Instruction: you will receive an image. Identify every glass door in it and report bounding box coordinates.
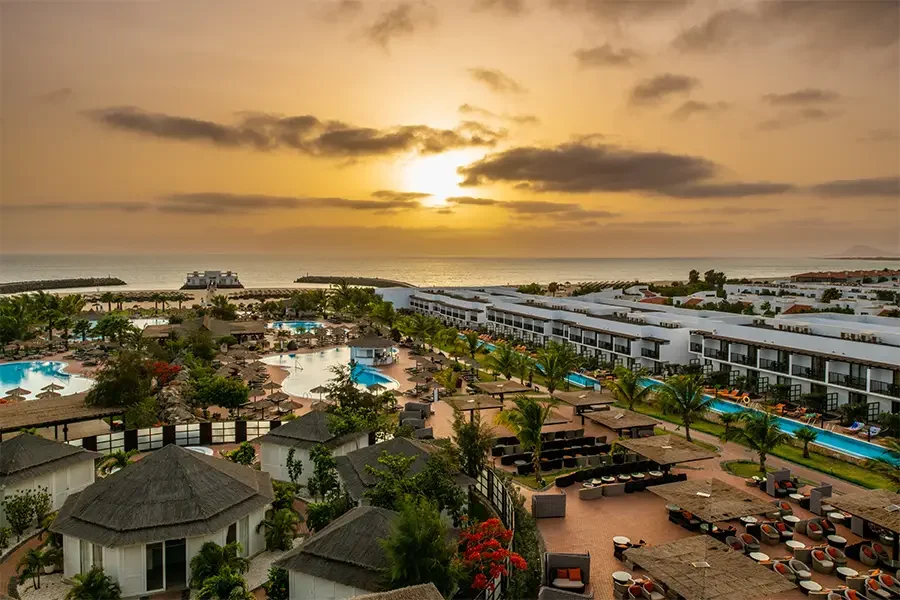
[238,517,249,557]
[164,539,187,590]
[146,542,164,592]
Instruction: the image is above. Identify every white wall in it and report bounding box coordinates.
[0,459,95,527]
[289,570,367,600]
[261,433,369,485]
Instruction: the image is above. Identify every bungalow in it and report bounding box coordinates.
[334,437,474,506]
[0,434,100,528]
[258,411,370,485]
[143,315,266,343]
[348,335,396,366]
[274,506,396,599]
[51,444,272,598]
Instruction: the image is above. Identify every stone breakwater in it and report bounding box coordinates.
[295,275,413,288]
[0,277,126,294]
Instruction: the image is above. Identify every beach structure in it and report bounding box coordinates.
[0,433,100,527]
[258,411,370,484]
[51,444,272,597]
[348,335,396,366]
[181,270,244,290]
[274,506,397,599]
[143,314,265,343]
[379,286,900,413]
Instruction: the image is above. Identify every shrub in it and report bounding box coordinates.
[225,442,256,466]
[2,490,36,541]
[32,487,53,526]
[263,567,289,600]
[0,527,11,552]
[286,340,299,351]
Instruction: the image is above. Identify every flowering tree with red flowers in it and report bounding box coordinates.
[458,517,527,592]
[147,360,181,387]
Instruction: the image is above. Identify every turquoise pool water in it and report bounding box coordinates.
[566,372,599,388]
[640,378,897,463]
[0,361,94,400]
[268,321,322,332]
[261,346,399,397]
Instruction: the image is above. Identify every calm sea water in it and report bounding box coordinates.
[1,254,897,290]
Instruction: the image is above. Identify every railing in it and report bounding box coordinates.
[731,353,753,366]
[552,329,564,336]
[614,345,630,355]
[870,380,900,398]
[829,372,867,390]
[704,348,727,360]
[641,348,660,359]
[792,365,825,381]
[472,469,516,600]
[66,420,278,454]
[690,342,702,353]
[597,341,613,350]
[569,336,583,344]
[759,358,788,374]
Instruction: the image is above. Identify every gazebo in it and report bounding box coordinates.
[550,389,615,425]
[617,435,717,472]
[444,394,504,422]
[348,336,396,366]
[624,535,796,600]
[648,478,776,523]
[585,409,658,438]
[473,380,531,399]
[829,489,900,562]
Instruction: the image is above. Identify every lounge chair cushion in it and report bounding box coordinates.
[555,569,569,580]
[569,568,581,582]
[552,579,585,591]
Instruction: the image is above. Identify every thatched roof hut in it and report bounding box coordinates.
[0,433,100,487]
[617,435,717,467]
[648,478,775,523]
[351,584,444,600]
[256,411,363,450]
[829,489,900,534]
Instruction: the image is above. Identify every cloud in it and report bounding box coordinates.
[858,129,900,143]
[472,0,525,15]
[757,108,842,131]
[659,182,796,199]
[552,0,691,21]
[159,193,429,215]
[467,68,527,94]
[444,196,618,219]
[445,196,498,206]
[671,100,729,120]
[86,107,506,157]
[2,201,150,212]
[630,74,699,105]
[371,190,433,202]
[36,87,74,105]
[574,44,642,68]
[458,104,539,125]
[808,177,900,198]
[762,89,840,106]
[673,1,899,54]
[366,2,435,48]
[317,0,364,21]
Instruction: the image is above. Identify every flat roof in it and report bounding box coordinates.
[0,394,123,435]
[617,435,717,467]
[585,409,658,430]
[443,395,504,411]
[473,381,532,395]
[828,489,900,534]
[648,478,776,522]
[549,390,615,407]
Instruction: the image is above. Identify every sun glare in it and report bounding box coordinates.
[401,150,480,207]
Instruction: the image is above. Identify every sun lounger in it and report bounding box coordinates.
[811,549,835,573]
[844,422,864,433]
[858,426,881,438]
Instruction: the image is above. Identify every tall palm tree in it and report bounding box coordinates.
[399,314,440,349]
[726,410,790,472]
[189,542,249,588]
[0,295,35,343]
[329,280,354,316]
[866,439,900,492]
[256,508,302,551]
[114,294,125,311]
[197,567,254,600]
[495,395,560,485]
[516,354,537,386]
[656,375,712,442]
[369,300,397,332]
[99,292,115,313]
[462,330,480,359]
[308,289,330,319]
[34,291,61,341]
[604,366,652,410]
[536,341,581,394]
[72,319,92,342]
[794,426,819,459]
[718,411,742,442]
[149,293,161,313]
[433,327,460,354]
[485,342,518,380]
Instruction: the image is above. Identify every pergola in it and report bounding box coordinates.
[585,409,658,438]
[617,435,717,472]
[649,478,776,523]
[550,389,615,425]
[624,535,796,600]
[444,395,504,422]
[0,393,124,441]
[829,489,900,561]
[473,380,531,399]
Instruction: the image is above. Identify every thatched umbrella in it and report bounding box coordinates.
[41,383,65,392]
[368,383,387,393]
[5,387,31,397]
[35,390,62,400]
[249,387,265,401]
[309,384,329,399]
[263,381,281,393]
[1,394,24,403]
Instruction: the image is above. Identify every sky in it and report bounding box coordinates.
[1,0,899,258]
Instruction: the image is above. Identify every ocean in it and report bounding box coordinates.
[1,254,897,291]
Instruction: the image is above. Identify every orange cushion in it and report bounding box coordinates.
[629,584,642,596]
[643,581,654,592]
[556,568,569,580]
[884,575,896,586]
[813,550,825,560]
[569,568,582,582]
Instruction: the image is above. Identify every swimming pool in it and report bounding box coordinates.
[0,361,94,400]
[566,372,600,388]
[640,378,898,463]
[129,318,170,329]
[261,347,399,397]
[268,321,323,333]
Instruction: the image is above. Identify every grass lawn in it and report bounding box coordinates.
[654,427,719,453]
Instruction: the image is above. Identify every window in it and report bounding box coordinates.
[79,540,91,574]
[92,544,103,569]
[226,522,237,546]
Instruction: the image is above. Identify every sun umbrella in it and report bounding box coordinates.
[368,383,387,393]
[6,387,31,396]
[41,383,65,392]
[407,373,432,384]
[1,394,24,403]
[263,381,281,392]
[35,390,61,400]
[268,391,290,405]
[249,387,265,400]
[309,385,329,396]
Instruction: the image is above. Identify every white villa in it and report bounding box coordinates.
[258,411,370,485]
[51,444,272,598]
[0,434,99,528]
[181,270,244,290]
[348,335,396,366]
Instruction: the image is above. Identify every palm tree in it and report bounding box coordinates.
[451,409,494,478]
[17,548,47,589]
[329,280,354,316]
[604,366,652,410]
[718,411,742,442]
[485,342,518,380]
[536,341,581,394]
[432,368,459,393]
[495,395,560,485]
[547,281,559,297]
[256,508,302,551]
[72,319,92,343]
[308,289,330,319]
[794,426,819,459]
[369,300,397,332]
[34,291,61,341]
[866,439,900,492]
[462,330,481,359]
[399,314,440,350]
[276,329,290,351]
[65,566,121,599]
[516,354,537,386]
[189,542,249,588]
[149,293,161,313]
[433,327,460,354]
[197,567,254,600]
[726,410,790,473]
[99,449,138,475]
[114,294,125,311]
[99,292,115,313]
[656,375,712,442]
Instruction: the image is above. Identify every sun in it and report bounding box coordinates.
[401,150,480,207]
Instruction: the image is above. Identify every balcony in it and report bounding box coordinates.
[792,365,825,382]
[551,329,564,337]
[597,341,613,351]
[759,358,788,374]
[828,372,867,390]
[690,342,703,353]
[731,354,754,366]
[641,348,660,360]
[704,348,727,360]
[614,345,630,355]
[870,380,900,398]
[569,336,583,344]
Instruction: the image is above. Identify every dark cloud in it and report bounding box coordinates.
[159,193,426,215]
[468,68,527,94]
[458,104,539,125]
[36,88,74,105]
[317,0,364,21]
[434,207,455,215]
[673,1,899,54]
[2,201,150,212]
[446,196,498,206]
[552,0,691,21]
[86,107,505,157]
[762,89,840,106]
[574,44,642,68]
[366,2,435,48]
[859,129,900,143]
[808,177,900,198]
[658,182,796,199]
[371,190,432,201]
[472,0,525,15]
[444,196,618,219]
[630,74,699,105]
[757,108,842,131]
[671,100,729,120]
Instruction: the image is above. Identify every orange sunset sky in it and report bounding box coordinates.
[1,0,898,257]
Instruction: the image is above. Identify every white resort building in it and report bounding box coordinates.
[181,270,244,290]
[378,286,900,416]
[51,444,272,598]
[348,335,396,366]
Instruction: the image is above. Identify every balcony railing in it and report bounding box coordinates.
[731,353,754,366]
[870,380,900,398]
[551,329,564,336]
[569,336,583,344]
[641,348,660,360]
[704,348,727,360]
[828,372,867,390]
[759,358,788,374]
[614,345,630,355]
[597,341,613,351]
[792,365,825,381]
[690,342,702,353]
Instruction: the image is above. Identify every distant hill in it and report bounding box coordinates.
[837,244,889,257]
